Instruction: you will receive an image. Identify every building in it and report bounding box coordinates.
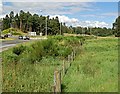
[28,32,36,36]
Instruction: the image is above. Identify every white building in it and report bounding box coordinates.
[28,32,36,36]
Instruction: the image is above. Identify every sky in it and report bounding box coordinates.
[0,1,119,28]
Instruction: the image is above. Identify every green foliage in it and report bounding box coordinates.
[2,10,63,35]
[2,28,25,35]
[62,37,118,92]
[2,35,90,92]
[4,35,83,64]
[58,46,72,58]
[13,45,26,55]
[91,27,113,37]
[113,16,120,37]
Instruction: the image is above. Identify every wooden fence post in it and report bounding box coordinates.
[68,55,70,62]
[70,52,73,62]
[52,85,55,93]
[62,60,66,76]
[54,70,61,93]
[73,49,76,60]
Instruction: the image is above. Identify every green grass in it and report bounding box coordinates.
[2,36,117,92]
[2,41,62,92]
[2,57,63,92]
[2,35,83,92]
[2,28,27,35]
[62,37,118,92]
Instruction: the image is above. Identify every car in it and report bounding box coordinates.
[7,33,12,37]
[18,35,23,39]
[0,35,5,39]
[23,36,30,40]
[4,34,8,38]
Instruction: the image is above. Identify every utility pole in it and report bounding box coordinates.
[82,27,83,36]
[46,17,47,37]
[60,22,62,35]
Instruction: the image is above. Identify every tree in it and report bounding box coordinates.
[113,16,120,37]
[3,15,10,30]
[9,11,14,28]
[19,10,25,31]
[2,10,76,36]
[14,13,20,29]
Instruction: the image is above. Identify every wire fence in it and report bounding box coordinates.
[52,48,78,93]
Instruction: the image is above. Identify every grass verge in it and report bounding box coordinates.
[62,37,118,92]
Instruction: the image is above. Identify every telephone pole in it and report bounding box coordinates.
[46,17,47,37]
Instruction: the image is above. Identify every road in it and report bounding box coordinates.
[0,36,47,53]
[0,36,30,53]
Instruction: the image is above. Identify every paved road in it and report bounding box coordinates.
[0,36,30,52]
[0,36,47,53]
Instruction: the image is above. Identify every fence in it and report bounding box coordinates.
[52,49,76,93]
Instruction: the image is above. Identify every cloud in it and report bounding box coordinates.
[3,0,94,2]
[101,12,118,17]
[2,2,94,15]
[0,14,5,18]
[2,0,119,2]
[50,15,79,23]
[80,12,118,19]
[50,15,111,28]
[78,21,111,28]
[1,2,114,28]
[0,1,2,14]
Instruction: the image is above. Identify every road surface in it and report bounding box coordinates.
[0,36,47,53]
[0,37,30,53]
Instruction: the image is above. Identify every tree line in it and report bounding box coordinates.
[1,10,118,37]
[2,10,65,35]
[113,16,120,37]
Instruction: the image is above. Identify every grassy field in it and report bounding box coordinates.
[2,36,118,92]
[62,37,118,92]
[2,36,83,92]
[2,56,62,92]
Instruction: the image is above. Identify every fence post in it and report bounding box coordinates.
[70,52,73,62]
[54,70,61,93]
[73,49,76,60]
[68,55,70,62]
[62,60,66,76]
[52,85,55,94]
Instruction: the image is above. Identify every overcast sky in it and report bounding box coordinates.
[0,1,119,28]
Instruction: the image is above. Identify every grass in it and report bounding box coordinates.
[2,28,27,35]
[0,38,15,41]
[2,56,62,92]
[2,35,83,92]
[2,42,61,92]
[62,37,118,92]
[2,47,64,92]
[2,35,117,92]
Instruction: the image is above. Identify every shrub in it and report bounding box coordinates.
[42,39,59,57]
[28,39,59,63]
[29,41,45,63]
[11,32,22,35]
[7,53,18,63]
[13,45,26,55]
[58,45,72,58]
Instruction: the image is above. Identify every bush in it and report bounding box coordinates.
[28,39,59,63]
[10,36,83,63]
[29,41,45,63]
[115,32,120,37]
[13,45,26,55]
[11,31,22,35]
[42,39,59,57]
[58,46,72,58]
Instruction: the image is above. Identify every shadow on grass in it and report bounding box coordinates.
[61,84,67,92]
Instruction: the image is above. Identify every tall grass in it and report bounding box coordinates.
[62,37,118,92]
[2,35,84,92]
